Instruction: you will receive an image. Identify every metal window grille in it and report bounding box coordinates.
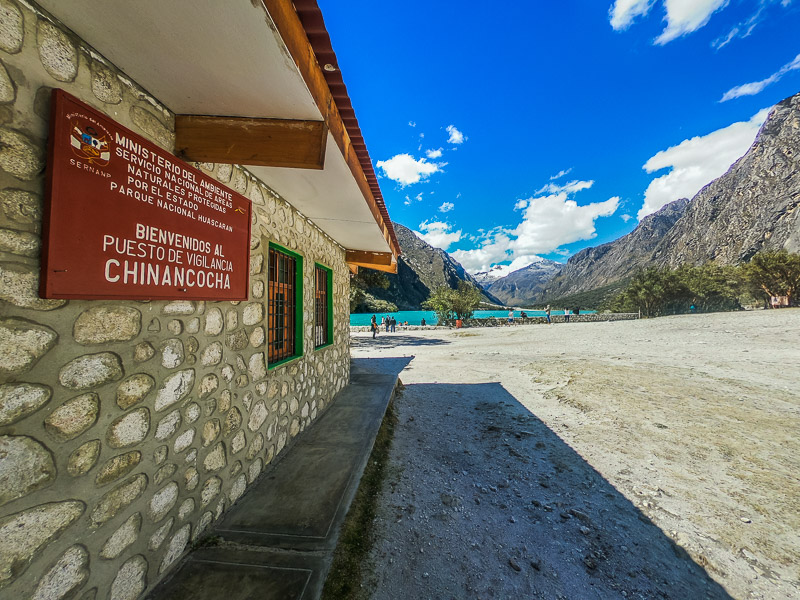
[268,247,296,363]
[315,266,329,347]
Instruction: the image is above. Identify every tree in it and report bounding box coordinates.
[421,286,455,321]
[349,268,392,312]
[676,264,741,313]
[449,281,483,319]
[743,250,800,307]
[611,267,689,317]
[422,281,482,321]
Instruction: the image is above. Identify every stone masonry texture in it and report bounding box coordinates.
[0,2,351,599]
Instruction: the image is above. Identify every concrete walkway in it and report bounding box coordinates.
[147,359,400,600]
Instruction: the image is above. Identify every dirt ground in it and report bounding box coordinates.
[349,310,800,600]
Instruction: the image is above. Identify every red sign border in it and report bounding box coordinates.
[40,89,252,301]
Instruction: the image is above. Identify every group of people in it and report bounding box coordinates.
[506,305,580,325]
[370,315,410,338]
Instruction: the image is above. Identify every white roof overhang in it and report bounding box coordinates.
[36,0,395,257]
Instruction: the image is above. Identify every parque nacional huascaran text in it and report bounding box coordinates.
[112,133,234,232]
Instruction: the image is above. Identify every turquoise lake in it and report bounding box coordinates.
[350,310,552,326]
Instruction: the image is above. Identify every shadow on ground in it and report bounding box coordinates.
[147,358,405,600]
[351,356,414,378]
[350,334,450,350]
[366,381,734,600]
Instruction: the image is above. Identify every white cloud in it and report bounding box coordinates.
[637,107,770,220]
[439,202,454,213]
[477,256,542,278]
[376,153,443,186]
[655,0,729,45]
[408,121,416,127]
[609,0,655,30]
[613,0,792,44]
[513,199,529,211]
[712,26,740,50]
[497,256,542,276]
[508,194,619,257]
[403,192,425,206]
[720,53,800,101]
[450,231,514,273]
[426,148,443,158]
[713,1,792,49]
[415,220,462,251]
[621,213,634,222]
[446,125,466,144]
[535,179,594,196]
[451,185,619,273]
[549,167,573,180]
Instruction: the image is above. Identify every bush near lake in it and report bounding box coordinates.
[605,251,800,317]
[422,281,483,321]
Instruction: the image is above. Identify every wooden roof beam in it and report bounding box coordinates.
[175,115,327,169]
[262,0,401,259]
[346,250,392,265]
[346,250,397,274]
[347,261,397,274]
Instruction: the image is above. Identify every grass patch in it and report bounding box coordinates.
[191,535,221,550]
[321,397,398,600]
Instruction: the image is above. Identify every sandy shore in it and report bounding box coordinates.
[350,309,800,599]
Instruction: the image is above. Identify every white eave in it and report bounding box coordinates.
[37,0,392,255]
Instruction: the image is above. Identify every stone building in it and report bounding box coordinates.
[0,1,398,599]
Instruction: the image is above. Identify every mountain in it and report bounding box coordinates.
[484,259,562,306]
[473,265,510,288]
[541,91,800,301]
[542,197,690,300]
[655,93,800,265]
[365,223,503,310]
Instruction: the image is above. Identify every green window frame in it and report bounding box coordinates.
[267,243,303,368]
[314,263,333,349]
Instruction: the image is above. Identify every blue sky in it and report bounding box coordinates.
[318,0,800,274]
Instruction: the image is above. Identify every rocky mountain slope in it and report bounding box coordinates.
[542,197,690,300]
[365,223,502,310]
[484,258,562,306]
[542,91,800,300]
[655,93,800,265]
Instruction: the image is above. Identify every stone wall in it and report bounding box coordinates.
[0,2,351,599]
[442,313,640,327]
[350,313,640,332]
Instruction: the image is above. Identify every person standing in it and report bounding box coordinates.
[545,305,551,324]
[385,316,390,332]
[564,308,570,323]
[370,315,378,339]
[390,317,396,333]
[507,310,514,324]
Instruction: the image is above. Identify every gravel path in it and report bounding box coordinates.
[350,310,800,600]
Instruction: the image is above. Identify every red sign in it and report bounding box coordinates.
[41,90,251,301]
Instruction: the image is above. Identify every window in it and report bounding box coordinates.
[268,245,302,366]
[314,264,333,348]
